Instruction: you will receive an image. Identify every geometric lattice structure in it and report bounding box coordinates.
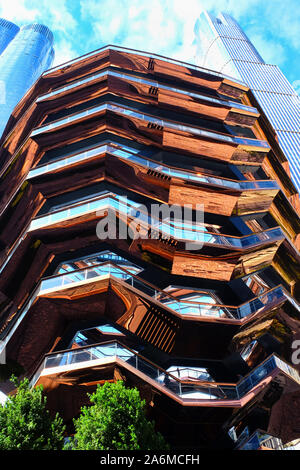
[0,46,299,449]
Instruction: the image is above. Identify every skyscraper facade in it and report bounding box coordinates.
[0,18,19,55]
[194,11,300,193]
[0,46,299,449]
[0,20,54,137]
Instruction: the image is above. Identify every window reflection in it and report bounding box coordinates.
[55,250,143,276]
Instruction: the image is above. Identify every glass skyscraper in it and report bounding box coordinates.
[0,20,54,137]
[194,11,300,192]
[0,18,19,55]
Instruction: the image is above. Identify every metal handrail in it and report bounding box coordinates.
[42,44,247,86]
[39,260,293,317]
[1,258,297,356]
[30,340,300,405]
[38,68,256,114]
[27,142,278,192]
[30,100,269,150]
[28,193,283,249]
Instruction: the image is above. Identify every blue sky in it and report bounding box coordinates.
[0,0,299,93]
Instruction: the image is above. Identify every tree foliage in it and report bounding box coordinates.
[66,381,168,450]
[0,375,65,450]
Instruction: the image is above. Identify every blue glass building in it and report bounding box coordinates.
[0,18,19,55]
[0,21,54,137]
[194,11,300,193]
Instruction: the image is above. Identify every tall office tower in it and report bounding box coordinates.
[0,21,54,137]
[0,46,299,450]
[194,11,300,195]
[0,18,19,55]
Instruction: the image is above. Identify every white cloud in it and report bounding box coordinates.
[0,0,298,76]
[79,0,299,67]
[0,0,77,30]
[52,38,78,67]
[79,0,204,62]
[0,0,39,23]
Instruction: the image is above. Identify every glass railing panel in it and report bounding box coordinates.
[237,286,286,319]
[237,357,276,397]
[274,357,300,383]
[129,277,157,298]
[234,426,250,447]
[260,287,284,304]
[71,349,94,364]
[38,68,255,115]
[40,276,62,291]
[238,300,262,318]
[40,264,135,293]
[31,101,268,149]
[282,291,300,313]
[31,104,106,136]
[49,210,67,223]
[236,376,253,397]
[219,385,238,400]
[38,262,289,323]
[240,433,261,450]
[37,70,108,101]
[69,272,87,283]
[30,361,46,387]
[70,203,88,216]
[88,199,102,211]
[262,436,284,450]
[33,339,300,404]
[107,146,278,191]
[28,143,109,177]
[86,269,101,280]
[45,353,65,369]
[41,45,242,83]
[250,363,271,385]
[239,430,284,450]
[87,347,104,361]
[180,383,211,399]
[157,373,181,395]
[136,356,161,381]
[94,343,118,358]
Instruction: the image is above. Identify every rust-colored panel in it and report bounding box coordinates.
[158,89,229,121]
[234,189,279,215]
[109,49,150,74]
[108,75,158,106]
[168,185,237,216]
[163,130,236,161]
[225,111,257,127]
[234,243,282,278]
[231,148,266,164]
[171,255,236,281]
[269,200,300,246]
[218,82,245,99]
[153,59,222,91]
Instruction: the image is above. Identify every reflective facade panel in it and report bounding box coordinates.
[0,18,19,55]
[0,45,299,449]
[0,22,54,136]
[195,11,300,192]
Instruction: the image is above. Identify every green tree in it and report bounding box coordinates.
[66,381,168,450]
[0,375,65,450]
